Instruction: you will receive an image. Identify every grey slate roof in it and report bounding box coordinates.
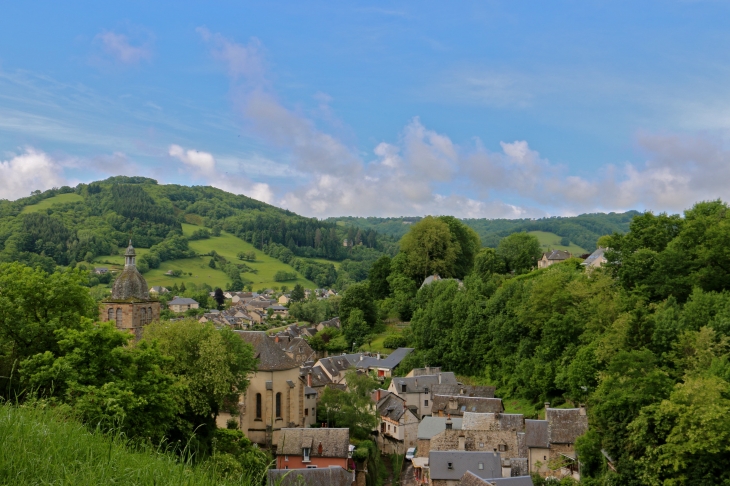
[168,297,198,305]
[546,408,588,444]
[268,467,354,486]
[429,451,502,480]
[431,384,495,398]
[235,331,299,371]
[302,365,333,387]
[431,396,504,415]
[356,348,414,370]
[582,247,607,266]
[378,393,408,422]
[417,416,463,439]
[277,428,350,458]
[524,420,549,448]
[460,471,534,486]
[392,373,458,394]
[544,250,571,261]
[462,412,524,431]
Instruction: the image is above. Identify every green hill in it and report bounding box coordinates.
[0,177,390,292]
[329,211,638,251]
[528,230,587,254]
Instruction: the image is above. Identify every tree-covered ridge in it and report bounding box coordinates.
[329,210,638,251]
[0,176,394,274]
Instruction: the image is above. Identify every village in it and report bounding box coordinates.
[99,241,599,486]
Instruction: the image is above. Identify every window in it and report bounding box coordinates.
[381,423,386,433]
[107,308,113,321]
[276,392,282,418]
[148,307,153,322]
[303,447,311,462]
[141,308,146,325]
[256,393,262,419]
[498,444,507,452]
[544,456,547,461]
[387,424,390,431]
[424,400,429,406]
[394,426,397,433]
[284,456,288,462]
[478,463,483,470]
[306,465,317,469]
[305,408,309,416]
[479,443,484,448]
[115,309,122,327]
[424,387,429,394]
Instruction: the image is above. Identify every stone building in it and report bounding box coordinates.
[100,241,160,339]
[217,331,314,448]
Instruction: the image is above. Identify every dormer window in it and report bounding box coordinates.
[401,384,407,393]
[302,447,311,462]
[447,462,453,469]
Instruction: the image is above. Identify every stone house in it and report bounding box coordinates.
[219,331,311,448]
[524,404,588,479]
[376,392,420,455]
[416,416,464,459]
[389,373,459,419]
[275,427,351,470]
[537,250,572,269]
[278,294,291,305]
[427,451,505,486]
[459,471,534,486]
[581,247,607,269]
[167,297,199,313]
[431,396,504,417]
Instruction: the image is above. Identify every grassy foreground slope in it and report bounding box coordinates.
[0,404,251,486]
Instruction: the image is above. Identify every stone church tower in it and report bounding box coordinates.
[100,241,160,339]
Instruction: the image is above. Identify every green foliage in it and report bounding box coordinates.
[399,216,458,282]
[382,333,407,349]
[20,321,180,442]
[190,228,211,240]
[368,255,392,299]
[0,263,97,397]
[344,309,370,348]
[273,270,297,282]
[317,370,379,440]
[307,327,349,354]
[340,282,377,326]
[496,232,542,274]
[290,283,305,302]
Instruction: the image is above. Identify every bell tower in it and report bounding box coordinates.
[100,240,161,339]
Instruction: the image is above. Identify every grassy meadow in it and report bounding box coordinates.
[528,230,587,255]
[21,193,84,213]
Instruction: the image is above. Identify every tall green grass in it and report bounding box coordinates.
[0,403,263,485]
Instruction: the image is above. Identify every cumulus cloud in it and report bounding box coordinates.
[0,148,70,200]
[196,28,730,218]
[168,144,273,203]
[95,31,152,65]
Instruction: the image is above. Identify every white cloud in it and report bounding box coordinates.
[168,144,273,204]
[95,31,152,65]
[0,148,70,200]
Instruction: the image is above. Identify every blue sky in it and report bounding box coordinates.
[2,1,730,218]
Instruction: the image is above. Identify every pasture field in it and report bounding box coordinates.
[528,230,587,255]
[21,193,84,213]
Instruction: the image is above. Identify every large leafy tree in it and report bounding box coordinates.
[0,263,97,397]
[496,232,541,274]
[399,216,458,282]
[339,282,377,326]
[438,216,481,279]
[368,255,392,300]
[141,320,256,448]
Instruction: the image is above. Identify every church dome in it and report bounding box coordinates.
[109,241,150,301]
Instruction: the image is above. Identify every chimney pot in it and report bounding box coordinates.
[579,403,586,416]
[376,389,381,402]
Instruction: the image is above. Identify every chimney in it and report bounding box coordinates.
[307,370,312,387]
[458,433,465,451]
[501,459,511,479]
[579,403,586,416]
[415,379,418,388]
[376,389,381,402]
[438,373,442,384]
[275,336,279,343]
[377,352,381,360]
[445,415,452,430]
[544,402,550,411]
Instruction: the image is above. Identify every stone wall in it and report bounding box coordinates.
[429,429,523,459]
